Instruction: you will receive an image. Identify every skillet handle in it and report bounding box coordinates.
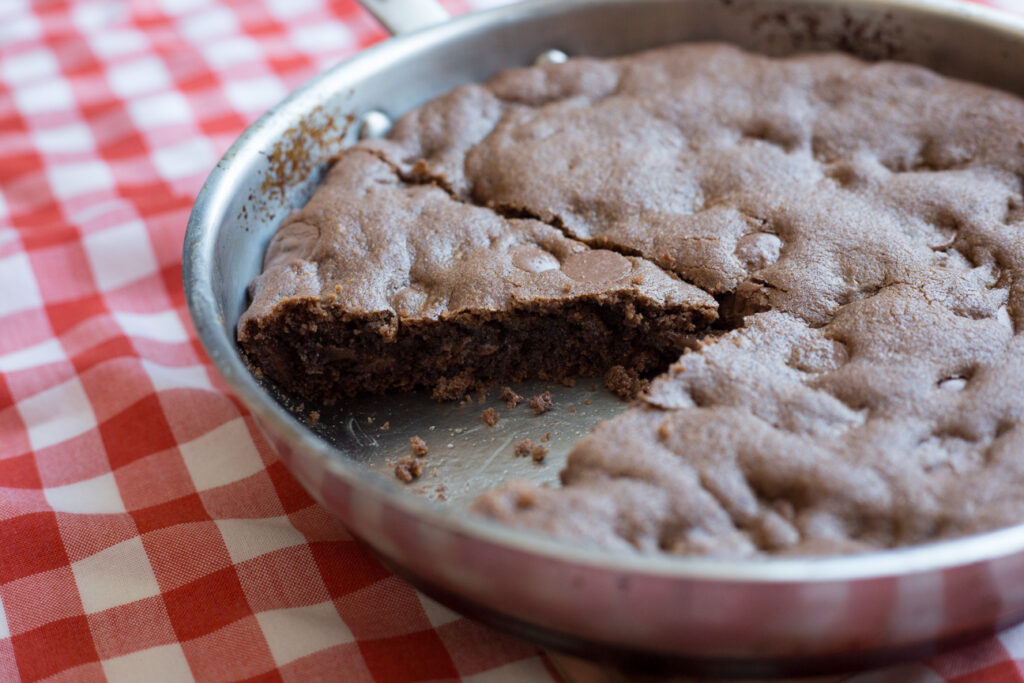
[356,0,450,35]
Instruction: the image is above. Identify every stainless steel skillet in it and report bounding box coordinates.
[183,0,1024,676]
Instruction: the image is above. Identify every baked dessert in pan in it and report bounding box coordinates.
[239,43,1024,557]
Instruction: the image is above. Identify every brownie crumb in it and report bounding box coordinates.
[309,411,320,425]
[410,436,429,457]
[529,391,554,414]
[541,432,551,443]
[514,439,535,458]
[481,407,499,426]
[394,456,424,483]
[561,377,577,388]
[569,407,576,413]
[501,386,523,409]
[604,365,649,399]
[379,421,390,431]
[584,399,592,405]
[513,439,548,462]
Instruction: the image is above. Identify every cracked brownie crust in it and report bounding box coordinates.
[241,43,1024,556]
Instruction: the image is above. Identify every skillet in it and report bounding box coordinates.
[183,0,1024,675]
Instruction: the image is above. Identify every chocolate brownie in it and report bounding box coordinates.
[241,43,1024,555]
[476,307,1023,555]
[239,151,713,400]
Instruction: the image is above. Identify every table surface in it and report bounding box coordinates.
[3,0,1024,681]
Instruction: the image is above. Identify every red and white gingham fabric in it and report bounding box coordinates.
[1,0,1024,681]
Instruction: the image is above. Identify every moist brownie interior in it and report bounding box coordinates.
[240,43,1024,556]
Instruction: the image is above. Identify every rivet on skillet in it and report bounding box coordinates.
[535,49,569,66]
[357,110,393,140]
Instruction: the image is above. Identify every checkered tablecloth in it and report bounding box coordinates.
[2,0,1024,681]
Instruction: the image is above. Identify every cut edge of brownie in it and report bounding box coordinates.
[238,292,712,401]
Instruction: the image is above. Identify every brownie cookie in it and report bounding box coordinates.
[239,151,714,400]
[242,43,1024,555]
[476,302,1023,556]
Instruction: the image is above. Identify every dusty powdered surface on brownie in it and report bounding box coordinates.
[243,43,1024,556]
